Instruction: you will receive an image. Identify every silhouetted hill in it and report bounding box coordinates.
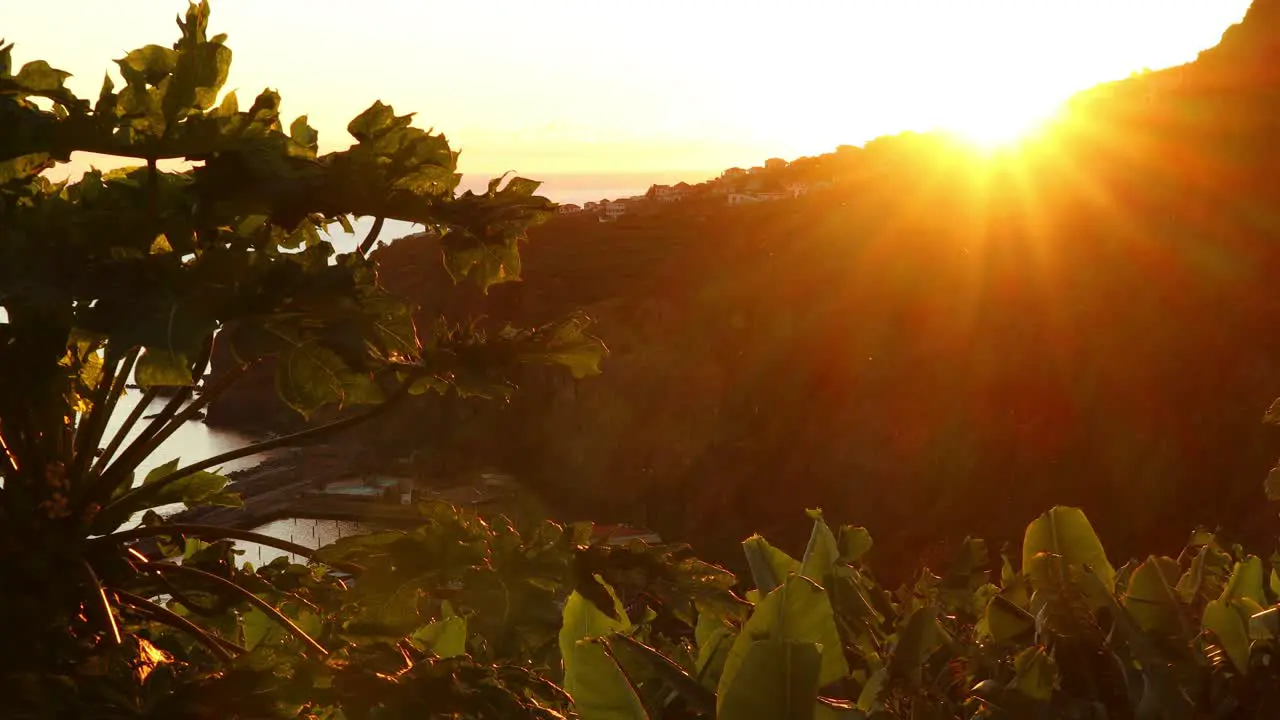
[208,0,1280,574]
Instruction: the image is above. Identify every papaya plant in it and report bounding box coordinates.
[0,2,605,715]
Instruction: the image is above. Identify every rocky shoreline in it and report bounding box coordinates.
[170,445,367,528]
[168,441,541,534]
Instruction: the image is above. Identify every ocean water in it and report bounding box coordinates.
[105,392,273,485]
[103,391,278,522]
[244,517,379,567]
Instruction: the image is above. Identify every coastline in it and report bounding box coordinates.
[170,444,537,533]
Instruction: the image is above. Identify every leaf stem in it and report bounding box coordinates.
[97,523,364,574]
[80,559,122,647]
[94,340,215,506]
[100,374,416,519]
[357,216,385,256]
[139,561,328,656]
[89,386,157,479]
[110,363,246,488]
[113,588,241,661]
[112,339,214,474]
[70,348,124,482]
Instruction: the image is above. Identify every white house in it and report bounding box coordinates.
[648,184,678,202]
[599,200,628,221]
[782,181,810,198]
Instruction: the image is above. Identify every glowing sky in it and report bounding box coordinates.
[5,1,1253,176]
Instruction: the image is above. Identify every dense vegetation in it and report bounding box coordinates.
[203,0,1280,573]
[0,3,604,714]
[9,0,1280,717]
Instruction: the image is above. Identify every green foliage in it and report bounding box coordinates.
[0,3,607,716]
[543,505,1280,719]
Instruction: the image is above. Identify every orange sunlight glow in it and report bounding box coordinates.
[941,97,1067,151]
[0,1,1256,174]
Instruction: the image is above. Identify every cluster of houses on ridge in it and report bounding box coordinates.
[554,158,836,223]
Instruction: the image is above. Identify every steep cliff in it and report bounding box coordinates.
[207,1,1280,567]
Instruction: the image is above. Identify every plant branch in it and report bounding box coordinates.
[70,349,124,481]
[98,523,364,574]
[357,216,385,256]
[114,589,240,661]
[96,346,141,448]
[111,338,214,476]
[80,560,122,648]
[94,339,215,506]
[109,363,247,491]
[101,373,417,519]
[91,386,158,480]
[140,362,246,451]
[139,561,328,656]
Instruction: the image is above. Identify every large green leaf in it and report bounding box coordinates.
[141,457,238,509]
[1007,646,1057,702]
[563,641,650,720]
[410,608,467,659]
[1221,555,1266,606]
[1122,555,1190,638]
[984,593,1036,644]
[1203,599,1252,674]
[717,575,848,711]
[274,341,347,418]
[1022,506,1116,592]
[799,509,840,583]
[694,612,734,689]
[560,581,631,661]
[741,535,800,595]
[560,579,647,720]
[887,606,949,688]
[718,640,822,720]
[836,526,873,565]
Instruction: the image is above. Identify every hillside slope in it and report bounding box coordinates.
[208,0,1280,568]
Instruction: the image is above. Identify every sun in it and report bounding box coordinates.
[940,96,1068,151]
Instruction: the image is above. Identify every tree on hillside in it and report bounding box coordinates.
[0,2,603,713]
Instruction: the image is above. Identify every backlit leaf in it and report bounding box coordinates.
[136,349,193,387]
[718,640,821,720]
[717,575,848,709]
[1022,506,1116,592]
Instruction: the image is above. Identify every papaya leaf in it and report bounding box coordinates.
[410,615,467,659]
[275,341,346,419]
